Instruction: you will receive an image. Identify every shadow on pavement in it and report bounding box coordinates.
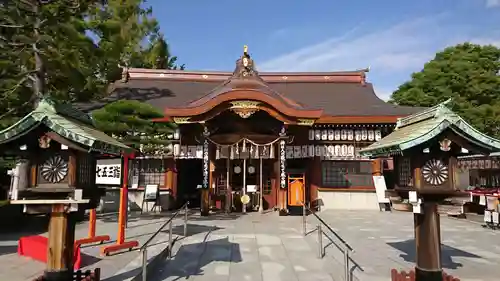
[186,212,245,222]
[80,252,102,268]
[0,205,49,240]
[0,245,18,256]
[150,236,242,281]
[387,239,480,269]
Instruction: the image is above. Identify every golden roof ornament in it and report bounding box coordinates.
[243,45,248,55]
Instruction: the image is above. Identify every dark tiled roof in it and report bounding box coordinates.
[78,78,422,117]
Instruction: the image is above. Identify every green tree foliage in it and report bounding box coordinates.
[92,100,177,154]
[86,0,160,82]
[0,0,104,129]
[0,0,185,129]
[390,43,500,138]
[132,32,185,70]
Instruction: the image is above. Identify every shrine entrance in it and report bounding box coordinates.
[213,158,276,212]
[207,110,284,213]
[163,46,323,215]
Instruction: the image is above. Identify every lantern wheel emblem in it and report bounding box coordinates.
[41,155,68,183]
[422,159,448,185]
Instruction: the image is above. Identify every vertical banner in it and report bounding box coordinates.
[279,127,287,189]
[203,127,209,189]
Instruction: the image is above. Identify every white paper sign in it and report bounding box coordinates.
[479,195,486,206]
[144,184,158,201]
[246,185,257,192]
[96,158,122,185]
[373,176,390,203]
[409,191,418,203]
[413,200,422,214]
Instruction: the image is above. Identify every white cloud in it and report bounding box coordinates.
[260,14,500,100]
[259,16,446,73]
[486,0,500,8]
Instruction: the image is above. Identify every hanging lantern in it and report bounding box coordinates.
[270,144,275,158]
[216,146,220,159]
[242,139,246,152]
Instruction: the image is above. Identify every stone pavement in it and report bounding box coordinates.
[0,211,187,281]
[3,209,498,281]
[150,210,500,281]
[312,210,500,281]
[151,212,340,281]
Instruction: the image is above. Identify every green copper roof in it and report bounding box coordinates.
[0,99,131,155]
[359,99,500,157]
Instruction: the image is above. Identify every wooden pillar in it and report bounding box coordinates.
[411,162,443,281]
[414,201,442,281]
[44,204,75,281]
[117,153,129,244]
[225,158,232,213]
[165,159,178,200]
[371,158,382,176]
[309,157,321,209]
[209,160,215,209]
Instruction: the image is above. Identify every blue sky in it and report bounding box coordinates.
[147,0,500,100]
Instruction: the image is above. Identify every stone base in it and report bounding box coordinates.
[415,267,443,281]
[278,209,288,216]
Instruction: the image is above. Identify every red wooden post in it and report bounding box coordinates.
[391,269,398,281]
[117,153,129,244]
[101,153,139,255]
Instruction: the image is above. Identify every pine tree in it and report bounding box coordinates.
[133,32,185,70]
[92,100,177,155]
[0,0,103,127]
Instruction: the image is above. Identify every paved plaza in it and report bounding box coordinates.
[152,210,500,281]
[1,209,499,281]
[0,212,186,281]
[315,210,500,281]
[151,212,339,281]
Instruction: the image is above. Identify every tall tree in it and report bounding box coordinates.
[132,32,185,70]
[0,0,103,127]
[390,43,500,138]
[86,0,160,83]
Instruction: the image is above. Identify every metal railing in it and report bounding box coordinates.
[302,203,354,281]
[140,202,189,281]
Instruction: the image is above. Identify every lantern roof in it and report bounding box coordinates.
[359,99,500,157]
[0,99,132,155]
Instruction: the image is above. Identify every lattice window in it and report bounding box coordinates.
[321,161,373,188]
[397,157,412,187]
[77,153,94,187]
[129,159,165,187]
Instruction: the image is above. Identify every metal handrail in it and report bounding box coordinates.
[140,202,189,281]
[302,202,354,281]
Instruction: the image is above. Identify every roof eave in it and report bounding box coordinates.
[359,120,451,157]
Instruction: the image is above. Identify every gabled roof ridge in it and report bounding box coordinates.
[180,48,307,110]
[396,99,453,128]
[126,67,369,76]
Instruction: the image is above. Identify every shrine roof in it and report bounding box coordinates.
[0,99,131,155]
[359,99,500,157]
[77,47,423,122]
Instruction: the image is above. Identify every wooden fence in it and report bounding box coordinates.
[391,269,460,281]
[32,268,101,281]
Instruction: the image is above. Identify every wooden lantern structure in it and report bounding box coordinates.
[2,99,131,280]
[360,100,500,281]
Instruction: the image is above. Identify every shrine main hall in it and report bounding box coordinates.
[86,47,423,214]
